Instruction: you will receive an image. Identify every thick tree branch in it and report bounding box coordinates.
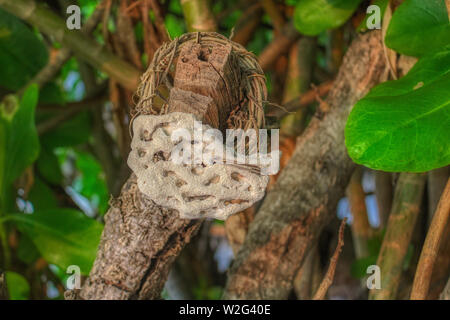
[223,31,386,300]
[0,0,141,91]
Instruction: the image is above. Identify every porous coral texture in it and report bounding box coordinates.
[128,112,269,220]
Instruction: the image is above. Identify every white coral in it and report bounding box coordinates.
[127,112,269,220]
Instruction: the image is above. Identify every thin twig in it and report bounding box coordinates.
[266,80,333,119]
[313,217,347,300]
[411,178,450,300]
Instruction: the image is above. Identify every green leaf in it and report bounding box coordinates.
[5,271,30,300]
[0,85,40,209]
[293,0,363,36]
[0,8,48,90]
[385,0,450,57]
[345,49,450,172]
[8,209,103,274]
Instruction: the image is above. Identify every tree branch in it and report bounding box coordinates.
[223,31,387,300]
[369,173,427,300]
[411,178,450,300]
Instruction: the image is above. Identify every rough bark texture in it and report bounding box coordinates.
[73,39,238,300]
[223,31,387,300]
[172,42,240,131]
[77,176,202,299]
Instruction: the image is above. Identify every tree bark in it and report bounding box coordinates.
[223,31,387,300]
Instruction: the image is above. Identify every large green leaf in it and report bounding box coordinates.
[0,85,39,210]
[345,49,450,172]
[0,8,48,90]
[5,271,29,300]
[7,209,103,274]
[385,0,450,57]
[293,0,363,36]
